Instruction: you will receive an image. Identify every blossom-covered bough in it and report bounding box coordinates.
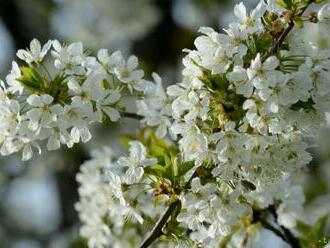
[1,0,330,247]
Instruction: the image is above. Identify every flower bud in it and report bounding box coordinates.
[281,11,293,23]
[273,19,285,33]
[308,12,318,23]
[268,11,278,22]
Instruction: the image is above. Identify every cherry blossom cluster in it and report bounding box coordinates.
[1,0,330,247]
[0,39,146,160]
[75,143,181,248]
[136,0,329,246]
[159,0,329,245]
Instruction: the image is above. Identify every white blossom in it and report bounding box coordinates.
[17,39,52,64]
[318,3,330,35]
[113,53,144,85]
[118,141,157,184]
[1,0,329,246]
[234,1,266,34]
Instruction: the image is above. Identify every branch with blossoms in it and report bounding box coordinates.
[1,0,330,247]
[264,0,316,58]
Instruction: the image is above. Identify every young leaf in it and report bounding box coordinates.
[296,215,330,247]
[18,66,46,93]
[145,164,167,177]
[178,161,195,178]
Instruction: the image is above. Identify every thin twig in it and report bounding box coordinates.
[266,21,295,58]
[139,199,181,248]
[280,224,301,248]
[263,0,315,61]
[138,170,199,248]
[120,112,144,120]
[260,219,287,242]
[268,206,301,248]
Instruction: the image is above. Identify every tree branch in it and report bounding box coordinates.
[138,199,181,248]
[268,206,301,248]
[260,219,288,241]
[138,170,198,248]
[280,224,301,248]
[263,0,315,60]
[120,112,144,120]
[265,20,295,59]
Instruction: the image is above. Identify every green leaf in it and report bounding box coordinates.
[293,16,304,28]
[72,238,88,248]
[178,161,195,177]
[147,132,175,157]
[163,153,175,181]
[245,33,272,60]
[276,0,290,9]
[153,194,164,207]
[196,60,230,91]
[144,164,167,177]
[312,215,328,240]
[171,156,179,178]
[18,66,46,93]
[296,215,330,247]
[47,73,69,104]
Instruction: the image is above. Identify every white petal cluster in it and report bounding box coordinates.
[247,175,305,228]
[0,39,148,160]
[118,141,157,184]
[2,0,330,247]
[172,3,329,172]
[76,145,164,248]
[177,178,252,246]
[136,73,172,138]
[318,3,330,34]
[165,1,329,245]
[75,148,114,248]
[17,39,52,64]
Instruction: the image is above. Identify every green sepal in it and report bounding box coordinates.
[178,161,195,178]
[293,16,304,28]
[144,164,167,177]
[153,194,164,207]
[276,0,292,9]
[17,65,46,93]
[46,73,69,104]
[201,73,230,91]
